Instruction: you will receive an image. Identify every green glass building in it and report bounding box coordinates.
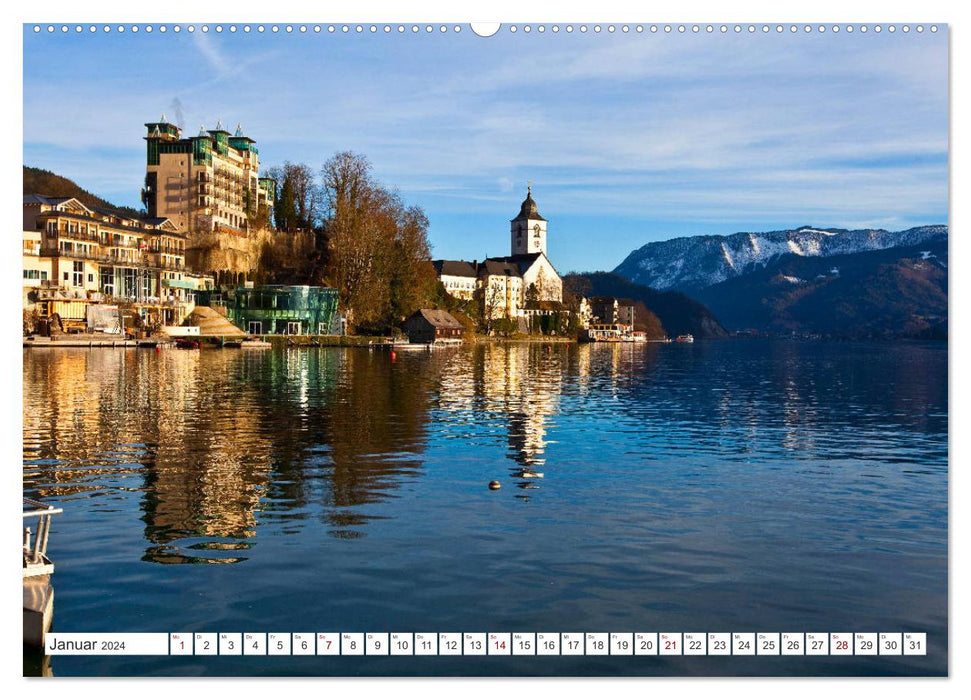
[198,285,340,335]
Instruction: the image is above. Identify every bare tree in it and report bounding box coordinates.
[320,152,434,330]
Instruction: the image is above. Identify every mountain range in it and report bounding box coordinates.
[615,225,947,292]
[613,225,948,338]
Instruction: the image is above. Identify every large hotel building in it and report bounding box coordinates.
[142,117,275,237]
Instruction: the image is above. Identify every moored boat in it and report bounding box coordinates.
[676,334,695,343]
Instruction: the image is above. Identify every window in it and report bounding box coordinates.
[88,274,94,283]
[248,321,262,335]
[73,261,84,287]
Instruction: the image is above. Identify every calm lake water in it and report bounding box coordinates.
[22,340,947,676]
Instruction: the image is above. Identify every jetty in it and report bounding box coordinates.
[24,498,62,648]
[24,335,137,348]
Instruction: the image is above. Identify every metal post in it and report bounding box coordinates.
[39,514,52,561]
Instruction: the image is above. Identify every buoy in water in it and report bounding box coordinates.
[390,350,397,362]
[488,481,501,490]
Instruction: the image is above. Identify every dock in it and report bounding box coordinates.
[24,498,62,648]
[24,336,137,348]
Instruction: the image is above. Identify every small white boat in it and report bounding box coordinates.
[676,334,695,343]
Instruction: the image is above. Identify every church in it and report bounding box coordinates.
[433,186,564,322]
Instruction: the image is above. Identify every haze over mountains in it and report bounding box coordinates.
[613,225,948,338]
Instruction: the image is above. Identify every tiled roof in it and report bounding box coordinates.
[479,259,521,277]
[413,309,464,329]
[433,259,477,278]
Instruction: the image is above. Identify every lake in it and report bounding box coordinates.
[22,340,948,676]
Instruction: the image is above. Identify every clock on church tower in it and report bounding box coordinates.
[510,184,548,256]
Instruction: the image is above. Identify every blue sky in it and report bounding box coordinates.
[23,25,948,272]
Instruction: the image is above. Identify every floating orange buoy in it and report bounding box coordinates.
[155,346,161,353]
[489,481,501,490]
[390,350,397,362]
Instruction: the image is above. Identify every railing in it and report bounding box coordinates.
[23,498,62,572]
[40,246,112,264]
[48,230,102,244]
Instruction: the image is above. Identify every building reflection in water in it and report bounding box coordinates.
[23,343,653,545]
[23,347,444,559]
[23,342,945,560]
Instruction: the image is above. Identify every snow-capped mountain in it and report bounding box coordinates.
[614,225,948,292]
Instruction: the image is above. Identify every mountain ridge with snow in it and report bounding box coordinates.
[614,225,948,292]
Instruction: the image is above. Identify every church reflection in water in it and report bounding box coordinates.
[23,343,643,557]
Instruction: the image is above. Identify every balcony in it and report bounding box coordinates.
[40,246,111,264]
[47,230,102,244]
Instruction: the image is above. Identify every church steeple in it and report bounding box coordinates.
[510,184,548,256]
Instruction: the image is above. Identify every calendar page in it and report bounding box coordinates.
[18,2,950,684]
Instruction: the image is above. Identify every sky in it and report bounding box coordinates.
[22,24,948,273]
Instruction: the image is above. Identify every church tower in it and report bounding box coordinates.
[510,184,547,256]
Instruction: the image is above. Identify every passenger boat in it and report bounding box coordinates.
[676,334,695,343]
[175,338,202,349]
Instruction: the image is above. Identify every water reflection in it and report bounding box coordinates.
[23,341,946,563]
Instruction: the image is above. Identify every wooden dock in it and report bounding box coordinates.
[24,336,137,348]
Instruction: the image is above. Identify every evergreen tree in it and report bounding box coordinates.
[275,177,297,232]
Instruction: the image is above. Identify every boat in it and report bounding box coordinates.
[221,339,243,348]
[240,339,272,349]
[137,339,158,348]
[676,334,695,343]
[175,338,202,349]
[24,498,62,648]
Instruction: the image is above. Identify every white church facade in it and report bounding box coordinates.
[433,186,564,322]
